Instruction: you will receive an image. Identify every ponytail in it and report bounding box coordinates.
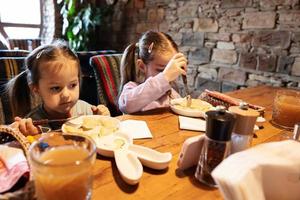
[118,43,137,96]
[6,70,32,119]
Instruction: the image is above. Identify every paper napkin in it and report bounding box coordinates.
[119,120,153,139]
[0,145,29,193]
[212,140,300,200]
[178,116,206,132]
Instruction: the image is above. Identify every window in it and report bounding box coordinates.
[0,0,42,39]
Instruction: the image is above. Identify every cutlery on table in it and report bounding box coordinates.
[181,75,192,107]
[32,116,80,127]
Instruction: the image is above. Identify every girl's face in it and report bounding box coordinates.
[32,60,80,118]
[140,48,177,78]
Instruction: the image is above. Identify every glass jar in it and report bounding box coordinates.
[195,107,235,187]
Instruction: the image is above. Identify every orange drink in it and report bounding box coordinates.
[272,90,300,129]
[30,133,96,200]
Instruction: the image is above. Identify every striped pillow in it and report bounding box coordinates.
[90,54,122,116]
[76,50,118,105]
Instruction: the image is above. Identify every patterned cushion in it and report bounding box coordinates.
[0,57,26,95]
[77,50,117,77]
[0,84,41,124]
[90,54,122,116]
[0,57,26,123]
[7,38,41,51]
[76,50,117,106]
[0,50,29,57]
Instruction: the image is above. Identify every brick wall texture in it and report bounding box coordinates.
[101,0,300,96]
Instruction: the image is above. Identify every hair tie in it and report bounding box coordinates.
[148,42,154,54]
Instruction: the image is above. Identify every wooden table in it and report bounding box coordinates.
[92,85,287,200]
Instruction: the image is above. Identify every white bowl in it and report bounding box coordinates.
[170,98,214,118]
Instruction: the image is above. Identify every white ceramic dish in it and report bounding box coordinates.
[96,132,132,157]
[170,98,214,118]
[128,144,172,170]
[61,115,120,142]
[96,132,172,185]
[114,149,143,185]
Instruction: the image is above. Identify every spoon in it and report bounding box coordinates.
[181,75,192,107]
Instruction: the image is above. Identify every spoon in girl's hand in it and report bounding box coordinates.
[181,75,192,107]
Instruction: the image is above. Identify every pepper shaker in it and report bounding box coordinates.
[229,103,259,153]
[194,106,235,187]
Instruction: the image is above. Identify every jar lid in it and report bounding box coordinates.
[229,103,260,117]
[205,107,236,141]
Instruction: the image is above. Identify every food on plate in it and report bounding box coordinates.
[113,138,126,149]
[173,98,213,112]
[82,117,100,130]
[63,124,84,134]
[62,116,120,141]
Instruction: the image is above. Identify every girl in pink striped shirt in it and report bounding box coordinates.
[118,31,187,114]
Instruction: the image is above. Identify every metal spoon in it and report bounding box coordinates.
[181,75,192,107]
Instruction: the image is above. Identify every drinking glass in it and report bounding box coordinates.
[29,132,96,200]
[271,89,300,130]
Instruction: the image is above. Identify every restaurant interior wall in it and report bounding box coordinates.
[98,0,300,97]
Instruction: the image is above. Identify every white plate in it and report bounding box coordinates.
[61,115,120,142]
[170,98,214,118]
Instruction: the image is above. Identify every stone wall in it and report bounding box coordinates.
[103,0,300,96]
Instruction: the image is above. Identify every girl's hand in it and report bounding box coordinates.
[163,53,187,82]
[91,105,111,116]
[12,117,40,136]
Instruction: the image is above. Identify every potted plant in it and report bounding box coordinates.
[57,0,113,51]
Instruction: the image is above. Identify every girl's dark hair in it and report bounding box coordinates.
[6,39,80,118]
[118,31,178,95]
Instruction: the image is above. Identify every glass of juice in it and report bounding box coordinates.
[29,132,96,200]
[271,89,300,130]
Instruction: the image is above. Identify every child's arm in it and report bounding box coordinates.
[91,105,111,116]
[12,117,40,136]
[118,53,187,114]
[118,73,172,113]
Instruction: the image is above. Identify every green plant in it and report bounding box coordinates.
[57,0,113,51]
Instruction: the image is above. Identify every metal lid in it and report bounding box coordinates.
[205,106,236,141]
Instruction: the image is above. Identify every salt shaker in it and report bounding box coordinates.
[229,103,259,153]
[194,106,235,187]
